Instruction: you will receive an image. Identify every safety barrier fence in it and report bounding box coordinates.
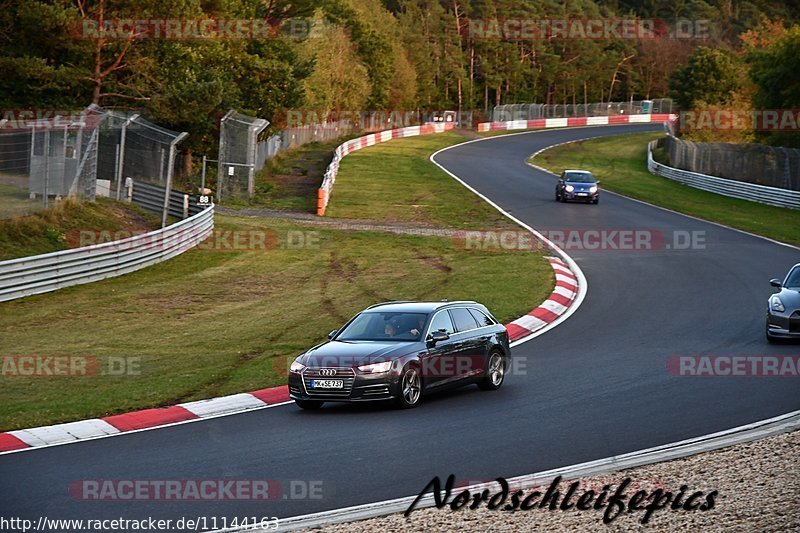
[476,113,674,132]
[128,180,206,220]
[647,141,800,210]
[317,122,455,216]
[0,204,214,302]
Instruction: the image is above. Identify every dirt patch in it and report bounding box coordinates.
[417,255,452,273]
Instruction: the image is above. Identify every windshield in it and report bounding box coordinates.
[785,267,800,289]
[335,312,428,342]
[564,172,595,183]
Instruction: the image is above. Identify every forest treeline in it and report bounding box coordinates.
[1,0,798,152]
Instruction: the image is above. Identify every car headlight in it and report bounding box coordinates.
[565,185,575,192]
[358,361,393,373]
[769,295,785,312]
[290,360,306,373]
[589,185,598,193]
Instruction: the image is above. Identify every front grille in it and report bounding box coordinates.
[790,311,800,333]
[302,367,355,398]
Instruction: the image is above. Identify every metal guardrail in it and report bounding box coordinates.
[0,205,214,302]
[647,141,800,210]
[129,180,204,219]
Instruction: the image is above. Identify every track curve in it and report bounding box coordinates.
[1,124,798,530]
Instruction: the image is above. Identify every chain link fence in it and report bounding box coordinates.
[216,110,369,201]
[492,99,673,122]
[215,110,270,202]
[0,106,108,219]
[254,120,364,169]
[0,105,189,224]
[660,135,800,192]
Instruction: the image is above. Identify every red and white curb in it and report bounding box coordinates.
[0,386,292,454]
[0,130,585,456]
[477,113,676,133]
[505,256,578,343]
[0,254,578,456]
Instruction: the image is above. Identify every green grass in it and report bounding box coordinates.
[0,134,553,431]
[223,137,355,213]
[532,132,800,246]
[0,181,45,220]
[0,197,161,261]
[326,133,516,229]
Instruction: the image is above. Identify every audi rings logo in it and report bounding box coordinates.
[319,368,337,376]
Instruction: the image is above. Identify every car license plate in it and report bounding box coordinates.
[577,192,588,196]
[310,379,344,389]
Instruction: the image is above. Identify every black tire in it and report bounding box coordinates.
[395,364,423,409]
[555,191,560,202]
[593,197,599,204]
[295,399,324,410]
[478,351,506,391]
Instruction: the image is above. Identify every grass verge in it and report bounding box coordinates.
[222,136,358,213]
[325,132,516,229]
[0,197,161,261]
[1,135,553,430]
[0,180,44,220]
[532,132,800,246]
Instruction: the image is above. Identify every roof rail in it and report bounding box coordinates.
[366,300,416,309]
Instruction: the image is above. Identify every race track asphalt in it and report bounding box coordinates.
[2,124,798,531]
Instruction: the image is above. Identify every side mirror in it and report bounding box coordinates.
[327,330,338,340]
[427,330,450,346]
[770,279,782,288]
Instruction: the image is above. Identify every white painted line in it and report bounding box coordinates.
[180,393,268,418]
[427,132,589,346]
[0,401,296,456]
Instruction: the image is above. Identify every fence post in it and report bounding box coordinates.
[115,113,138,200]
[161,132,188,228]
[217,110,235,203]
[201,155,207,191]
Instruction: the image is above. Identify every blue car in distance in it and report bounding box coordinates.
[555,170,600,204]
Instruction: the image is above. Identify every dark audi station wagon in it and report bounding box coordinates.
[288,301,511,409]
